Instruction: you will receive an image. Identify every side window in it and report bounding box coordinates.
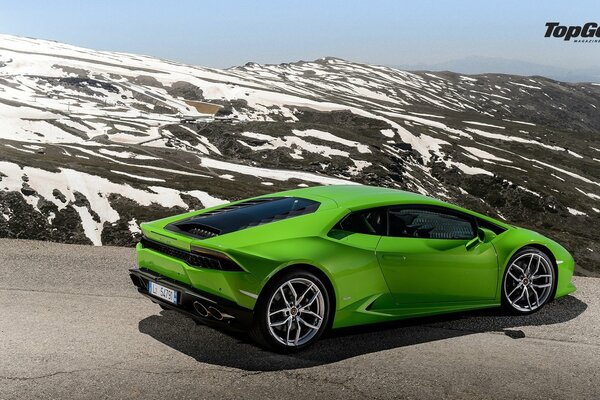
[335,208,387,235]
[387,207,475,239]
[477,217,506,235]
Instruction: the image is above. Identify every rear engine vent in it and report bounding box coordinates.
[239,205,319,229]
[166,196,320,239]
[201,198,275,217]
[174,223,220,239]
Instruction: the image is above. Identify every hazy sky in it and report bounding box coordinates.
[1,0,598,71]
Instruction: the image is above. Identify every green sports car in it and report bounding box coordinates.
[129,185,576,351]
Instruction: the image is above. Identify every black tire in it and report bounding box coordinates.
[250,269,332,352]
[501,247,557,315]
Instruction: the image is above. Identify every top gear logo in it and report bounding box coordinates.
[544,22,600,42]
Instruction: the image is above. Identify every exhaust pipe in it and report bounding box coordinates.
[193,301,224,321]
[193,301,209,317]
[207,306,223,321]
[129,274,147,290]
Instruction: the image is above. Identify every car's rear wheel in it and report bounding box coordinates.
[250,270,331,352]
[501,247,556,315]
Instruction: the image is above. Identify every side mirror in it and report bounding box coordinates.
[466,227,496,250]
[478,227,496,243]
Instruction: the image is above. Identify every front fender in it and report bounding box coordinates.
[493,228,576,299]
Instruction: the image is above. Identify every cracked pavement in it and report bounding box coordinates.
[0,238,599,399]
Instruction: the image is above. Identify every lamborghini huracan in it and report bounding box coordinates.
[129,185,576,351]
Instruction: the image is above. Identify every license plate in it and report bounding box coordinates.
[148,281,178,304]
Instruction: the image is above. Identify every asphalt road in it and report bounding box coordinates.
[0,238,598,399]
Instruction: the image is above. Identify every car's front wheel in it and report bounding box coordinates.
[501,247,556,314]
[250,269,331,352]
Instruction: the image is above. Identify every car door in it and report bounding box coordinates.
[376,205,498,305]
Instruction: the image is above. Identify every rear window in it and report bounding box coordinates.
[167,197,320,239]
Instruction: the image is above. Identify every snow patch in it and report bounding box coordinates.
[199,157,357,185]
[463,121,505,129]
[459,146,512,163]
[110,170,165,182]
[567,207,587,216]
[128,218,141,235]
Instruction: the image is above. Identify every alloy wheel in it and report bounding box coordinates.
[503,252,554,312]
[266,277,325,347]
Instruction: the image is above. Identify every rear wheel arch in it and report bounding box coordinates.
[259,263,337,316]
[256,264,337,335]
[250,263,336,351]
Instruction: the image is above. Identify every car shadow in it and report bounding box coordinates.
[138,295,587,371]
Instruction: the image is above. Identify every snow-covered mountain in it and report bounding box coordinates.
[0,35,598,275]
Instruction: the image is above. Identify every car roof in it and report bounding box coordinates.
[272,184,444,209]
[270,185,511,229]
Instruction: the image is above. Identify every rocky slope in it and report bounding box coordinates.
[0,35,598,275]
